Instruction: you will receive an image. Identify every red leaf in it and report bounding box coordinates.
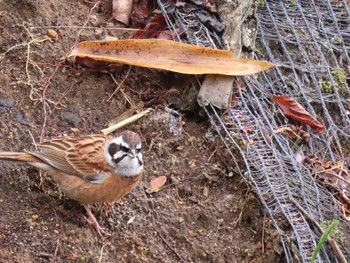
[131,14,167,39]
[271,95,324,133]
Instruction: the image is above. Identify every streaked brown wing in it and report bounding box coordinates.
[29,135,111,178]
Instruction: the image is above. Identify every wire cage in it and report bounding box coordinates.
[157,0,350,262]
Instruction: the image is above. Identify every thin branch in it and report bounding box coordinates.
[156,229,185,262]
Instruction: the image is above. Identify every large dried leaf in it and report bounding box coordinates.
[68,39,274,76]
[271,95,324,133]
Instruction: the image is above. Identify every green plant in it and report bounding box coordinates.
[310,220,339,263]
[171,154,177,165]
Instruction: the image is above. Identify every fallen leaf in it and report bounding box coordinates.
[303,155,350,220]
[146,176,167,193]
[68,39,275,76]
[195,9,225,33]
[75,56,122,71]
[47,29,59,41]
[113,0,133,25]
[132,14,167,39]
[131,14,180,40]
[274,125,310,143]
[130,0,149,28]
[271,95,324,133]
[173,1,222,32]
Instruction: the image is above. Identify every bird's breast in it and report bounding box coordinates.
[51,169,142,205]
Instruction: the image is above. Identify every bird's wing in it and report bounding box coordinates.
[29,135,112,179]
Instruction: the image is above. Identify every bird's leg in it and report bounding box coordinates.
[83,205,111,237]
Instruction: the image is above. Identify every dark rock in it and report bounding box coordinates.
[61,111,81,126]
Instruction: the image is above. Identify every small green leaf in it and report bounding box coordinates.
[310,219,339,263]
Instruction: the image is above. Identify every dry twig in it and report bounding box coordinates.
[156,229,185,262]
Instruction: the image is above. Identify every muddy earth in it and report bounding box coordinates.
[0,1,278,262]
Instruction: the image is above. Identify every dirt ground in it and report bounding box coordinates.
[0,1,278,262]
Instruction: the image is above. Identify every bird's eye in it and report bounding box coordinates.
[120,145,130,152]
[136,148,141,153]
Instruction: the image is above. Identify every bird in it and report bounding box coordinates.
[0,130,144,236]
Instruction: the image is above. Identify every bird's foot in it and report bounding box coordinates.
[83,205,111,237]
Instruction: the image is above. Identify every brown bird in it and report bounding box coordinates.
[0,130,144,236]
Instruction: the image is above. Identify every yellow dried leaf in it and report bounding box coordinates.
[68,39,274,76]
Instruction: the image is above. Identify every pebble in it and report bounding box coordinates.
[61,111,81,126]
[0,98,15,108]
[16,111,26,124]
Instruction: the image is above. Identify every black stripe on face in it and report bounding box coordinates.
[108,143,119,157]
[137,156,143,166]
[112,154,128,164]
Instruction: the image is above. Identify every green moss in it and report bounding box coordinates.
[332,68,348,95]
[321,81,333,93]
[332,36,343,45]
[321,68,348,95]
[332,68,347,84]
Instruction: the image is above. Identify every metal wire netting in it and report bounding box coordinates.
[157,0,350,262]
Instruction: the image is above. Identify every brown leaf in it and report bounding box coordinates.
[113,0,133,25]
[47,29,59,41]
[130,0,149,28]
[68,39,275,76]
[131,14,183,40]
[271,95,324,133]
[131,14,168,39]
[74,57,122,71]
[146,176,167,193]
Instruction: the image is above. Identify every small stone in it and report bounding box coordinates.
[32,214,39,220]
[62,111,81,126]
[0,98,15,108]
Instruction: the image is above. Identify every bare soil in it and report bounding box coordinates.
[0,1,277,262]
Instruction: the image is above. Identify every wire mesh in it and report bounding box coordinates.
[157,0,350,262]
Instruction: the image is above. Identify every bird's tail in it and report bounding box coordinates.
[0,152,39,163]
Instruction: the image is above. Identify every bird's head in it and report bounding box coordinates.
[104,130,143,177]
